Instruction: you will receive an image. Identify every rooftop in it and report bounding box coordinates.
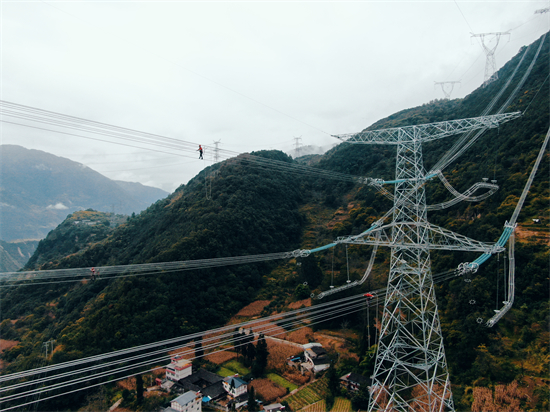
[340,372,368,384]
[224,376,247,388]
[172,391,198,407]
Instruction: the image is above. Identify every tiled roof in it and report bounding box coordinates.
[178,369,223,391]
[224,376,247,388]
[201,381,226,399]
[310,346,327,356]
[173,391,198,407]
[340,372,368,384]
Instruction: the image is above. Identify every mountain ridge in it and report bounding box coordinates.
[0,144,169,242]
[0,32,548,411]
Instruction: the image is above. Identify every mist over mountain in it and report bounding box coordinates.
[286,143,338,159]
[0,145,168,241]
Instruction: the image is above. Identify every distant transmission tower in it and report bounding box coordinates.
[42,340,56,360]
[535,7,550,14]
[471,32,511,86]
[294,136,302,157]
[213,140,221,163]
[333,112,521,411]
[434,81,461,99]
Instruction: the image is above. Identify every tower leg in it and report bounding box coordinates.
[368,139,454,412]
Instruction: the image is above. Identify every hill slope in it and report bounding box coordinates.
[0,32,548,412]
[0,239,38,272]
[0,145,168,241]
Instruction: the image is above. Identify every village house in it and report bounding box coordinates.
[165,356,192,382]
[263,402,285,412]
[165,390,201,412]
[301,343,330,374]
[340,372,369,392]
[223,375,247,398]
[177,369,226,402]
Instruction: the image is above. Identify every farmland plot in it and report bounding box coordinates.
[286,378,328,411]
[330,397,353,412]
[301,400,326,412]
[267,373,298,392]
[249,378,286,404]
[222,360,250,375]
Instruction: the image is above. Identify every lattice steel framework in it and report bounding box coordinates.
[471,32,511,86]
[434,81,461,100]
[332,112,521,412]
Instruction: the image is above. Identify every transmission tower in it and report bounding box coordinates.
[535,7,550,14]
[333,112,521,411]
[294,136,302,157]
[434,81,461,100]
[212,140,222,163]
[471,32,511,86]
[42,339,56,360]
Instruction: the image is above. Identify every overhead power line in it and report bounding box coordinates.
[0,263,472,411]
[0,100,360,184]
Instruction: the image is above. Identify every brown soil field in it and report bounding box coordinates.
[248,320,287,338]
[287,327,314,344]
[235,300,272,317]
[116,376,136,391]
[205,350,237,364]
[266,341,302,372]
[287,298,312,309]
[515,224,550,245]
[168,343,195,357]
[283,370,310,386]
[249,378,286,404]
[0,339,19,353]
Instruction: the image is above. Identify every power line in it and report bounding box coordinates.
[0,265,472,410]
[0,101,360,184]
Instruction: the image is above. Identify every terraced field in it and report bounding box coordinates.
[286,378,328,411]
[330,397,353,411]
[267,373,298,392]
[301,400,326,412]
[299,396,352,411]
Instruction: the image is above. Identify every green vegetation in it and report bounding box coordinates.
[330,397,353,412]
[267,373,298,392]
[286,378,329,411]
[1,33,549,411]
[223,360,250,376]
[217,367,235,378]
[25,210,118,269]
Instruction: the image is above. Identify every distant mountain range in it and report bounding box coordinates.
[0,145,169,242]
[0,33,548,412]
[0,239,38,272]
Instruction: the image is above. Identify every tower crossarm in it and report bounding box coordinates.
[338,222,503,253]
[332,112,521,145]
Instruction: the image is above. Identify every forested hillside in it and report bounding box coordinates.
[0,32,548,411]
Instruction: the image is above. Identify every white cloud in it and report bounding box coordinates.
[46,202,68,210]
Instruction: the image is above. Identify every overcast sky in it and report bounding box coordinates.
[1,1,548,193]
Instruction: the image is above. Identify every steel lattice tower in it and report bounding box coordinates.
[434,81,461,100]
[471,32,510,86]
[332,112,521,412]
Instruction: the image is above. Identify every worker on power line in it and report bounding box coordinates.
[198,145,204,160]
